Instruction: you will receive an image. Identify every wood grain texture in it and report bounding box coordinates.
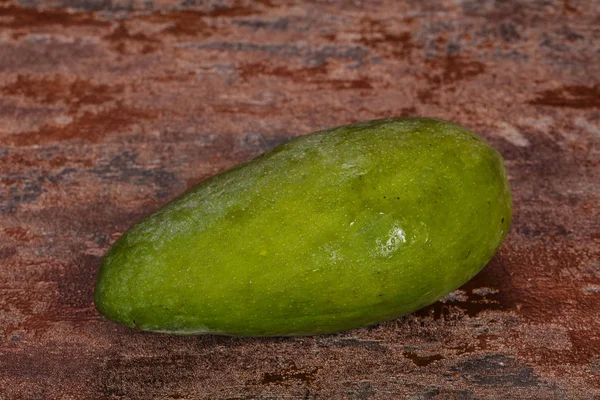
[0,0,599,398]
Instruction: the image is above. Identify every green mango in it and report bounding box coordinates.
[94,117,511,336]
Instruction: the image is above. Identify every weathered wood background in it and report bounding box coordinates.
[0,0,599,398]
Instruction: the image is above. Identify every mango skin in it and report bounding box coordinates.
[94,117,512,336]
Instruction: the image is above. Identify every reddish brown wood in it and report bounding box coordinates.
[0,0,599,398]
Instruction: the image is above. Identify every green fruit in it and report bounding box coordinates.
[94,117,512,336]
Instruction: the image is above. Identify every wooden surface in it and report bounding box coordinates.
[1,0,599,398]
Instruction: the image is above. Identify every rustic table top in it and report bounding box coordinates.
[1,0,599,398]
